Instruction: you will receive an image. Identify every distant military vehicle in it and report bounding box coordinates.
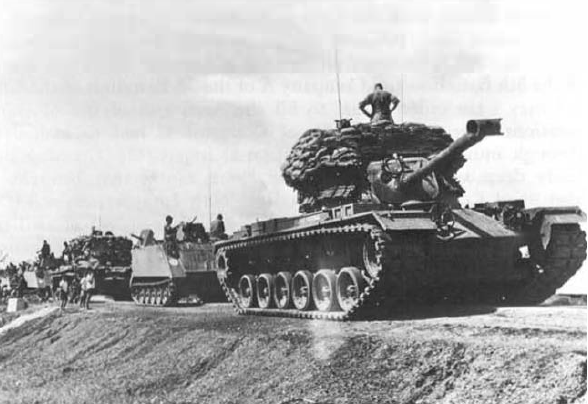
[130,221,225,306]
[215,118,586,320]
[1,260,54,300]
[51,229,133,299]
[22,269,52,300]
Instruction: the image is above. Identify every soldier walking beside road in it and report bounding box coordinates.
[359,83,400,124]
[59,277,69,310]
[70,276,81,304]
[80,271,95,310]
[15,272,26,298]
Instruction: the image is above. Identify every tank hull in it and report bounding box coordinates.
[49,265,132,300]
[215,203,586,320]
[50,230,134,300]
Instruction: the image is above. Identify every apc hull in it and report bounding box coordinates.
[130,242,225,307]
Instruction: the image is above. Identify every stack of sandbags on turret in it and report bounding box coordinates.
[281,122,469,213]
[69,234,132,267]
[346,122,457,161]
[281,122,462,193]
[281,128,363,187]
[91,236,132,266]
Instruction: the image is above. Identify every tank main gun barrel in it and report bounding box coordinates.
[401,119,503,186]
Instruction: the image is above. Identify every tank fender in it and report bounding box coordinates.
[372,212,437,232]
[525,206,586,248]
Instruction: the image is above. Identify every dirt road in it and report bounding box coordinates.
[0,302,585,404]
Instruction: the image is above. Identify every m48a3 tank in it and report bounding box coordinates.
[130,222,225,306]
[215,118,587,320]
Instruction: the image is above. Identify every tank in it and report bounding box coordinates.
[51,229,133,299]
[130,221,225,306]
[215,118,587,320]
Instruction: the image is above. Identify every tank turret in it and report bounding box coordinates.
[366,119,502,205]
[281,119,501,212]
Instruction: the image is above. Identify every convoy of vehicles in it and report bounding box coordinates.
[214,118,586,320]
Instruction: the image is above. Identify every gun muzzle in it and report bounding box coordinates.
[399,118,504,187]
[466,119,503,137]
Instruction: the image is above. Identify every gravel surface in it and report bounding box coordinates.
[0,302,585,404]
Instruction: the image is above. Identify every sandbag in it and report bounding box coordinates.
[281,122,466,212]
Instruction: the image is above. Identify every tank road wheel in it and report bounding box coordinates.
[312,269,340,312]
[238,274,257,308]
[336,267,366,312]
[145,288,152,305]
[161,288,169,306]
[256,274,275,309]
[155,287,163,306]
[131,288,139,304]
[139,288,147,305]
[292,270,313,311]
[273,271,293,309]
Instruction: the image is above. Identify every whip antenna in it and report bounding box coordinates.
[335,47,342,122]
[208,171,212,226]
[207,146,212,227]
[401,73,404,123]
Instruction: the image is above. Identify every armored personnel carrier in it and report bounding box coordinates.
[52,229,133,299]
[130,221,225,306]
[215,118,586,320]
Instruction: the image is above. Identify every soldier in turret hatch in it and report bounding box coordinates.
[164,215,177,255]
[39,240,51,264]
[359,83,400,124]
[210,214,227,241]
[62,241,72,263]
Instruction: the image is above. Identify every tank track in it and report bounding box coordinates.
[130,278,178,307]
[216,221,424,321]
[216,221,586,318]
[512,223,587,304]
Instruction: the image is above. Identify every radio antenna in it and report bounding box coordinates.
[401,73,404,123]
[207,147,212,227]
[335,47,343,122]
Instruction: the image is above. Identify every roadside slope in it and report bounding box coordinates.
[0,304,585,404]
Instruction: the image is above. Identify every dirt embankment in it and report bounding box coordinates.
[0,303,585,404]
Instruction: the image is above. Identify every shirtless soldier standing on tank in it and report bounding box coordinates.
[359,83,400,124]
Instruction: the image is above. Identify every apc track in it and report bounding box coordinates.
[130,279,179,307]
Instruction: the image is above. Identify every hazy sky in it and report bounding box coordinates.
[0,0,586,291]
